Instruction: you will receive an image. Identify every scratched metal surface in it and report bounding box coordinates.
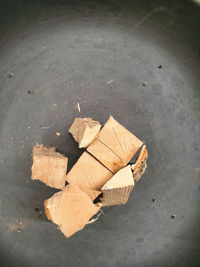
[0,0,200,266]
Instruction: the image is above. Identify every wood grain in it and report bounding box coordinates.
[87,116,143,173]
[44,184,100,238]
[101,165,134,206]
[69,117,101,148]
[66,151,113,192]
[31,144,68,189]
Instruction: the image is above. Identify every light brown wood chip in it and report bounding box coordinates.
[132,145,148,182]
[69,117,101,148]
[66,151,113,192]
[87,116,143,173]
[31,144,68,189]
[101,165,134,206]
[44,184,101,238]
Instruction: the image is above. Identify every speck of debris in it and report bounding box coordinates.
[171,214,176,219]
[22,144,25,148]
[8,72,14,78]
[40,126,50,129]
[158,64,163,69]
[26,89,36,95]
[28,126,31,129]
[53,104,57,106]
[56,132,61,136]
[152,198,156,202]
[107,79,115,84]
[142,82,147,87]
[35,207,43,218]
[18,228,22,232]
[76,102,81,112]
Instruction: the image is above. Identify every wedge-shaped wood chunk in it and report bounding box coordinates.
[101,165,134,206]
[87,116,143,173]
[66,151,113,192]
[69,117,101,148]
[44,184,100,238]
[132,145,148,182]
[31,144,68,189]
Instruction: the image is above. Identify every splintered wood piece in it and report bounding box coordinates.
[69,117,101,148]
[101,165,135,206]
[66,151,113,191]
[87,116,143,173]
[44,184,100,238]
[132,145,148,182]
[31,144,68,189]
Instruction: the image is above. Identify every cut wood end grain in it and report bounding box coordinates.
[101,165,135,206]
[31,144,68,189]
[132,145,148,182]
[44,184,100,238]
[87,116,143,173]
[69,117,101,148]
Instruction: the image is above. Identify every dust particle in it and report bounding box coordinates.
[26,89,36,95]
[8,72,14,78]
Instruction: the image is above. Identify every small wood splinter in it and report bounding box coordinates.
[132,145,148,182]
[69,117,101,148]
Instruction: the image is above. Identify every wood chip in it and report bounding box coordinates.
[107,79,115,84]
[69,117,101,148]
[56,132,61,136]
[44,184,101,238]
[87,116,143,173]
[101,165,134,206]
[132,145,148,182]
[66,151,113,192]
[31,144,68,189]
[76,102,81,112]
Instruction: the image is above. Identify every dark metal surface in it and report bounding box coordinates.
[0,0,200,266]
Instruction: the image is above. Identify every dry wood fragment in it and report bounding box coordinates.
[31,144,68,189]
[132,145,148,182]
[101,165,134,206]
[69,117,101,148]
[66,151,113,192]
[87,116,143,173]
[44,184,100,238]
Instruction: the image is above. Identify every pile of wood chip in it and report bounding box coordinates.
[31,116,148,238]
